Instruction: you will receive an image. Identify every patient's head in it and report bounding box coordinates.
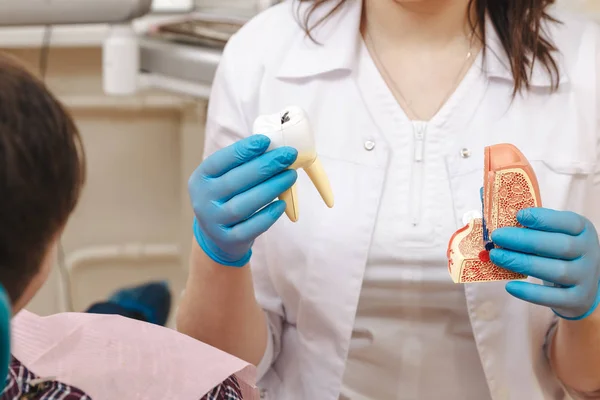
[0,54,85,312]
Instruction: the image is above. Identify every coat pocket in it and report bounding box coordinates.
[445,150,485,229]
[527,159,594,214]
[444,150,595,230]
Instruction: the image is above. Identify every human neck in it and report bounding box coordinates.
[362,0,475,48]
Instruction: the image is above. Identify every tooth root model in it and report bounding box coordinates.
[447,143,542,283]
[253,106,334,222]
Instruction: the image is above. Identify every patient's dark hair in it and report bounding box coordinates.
[0,53,85,302]
[297,0,560,94]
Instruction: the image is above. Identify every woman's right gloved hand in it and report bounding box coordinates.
[188,135,298,267]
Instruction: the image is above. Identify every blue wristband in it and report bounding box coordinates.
[553,281,600,321]
[193,218,251,268]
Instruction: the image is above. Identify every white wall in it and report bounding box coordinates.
[557,0,600,12]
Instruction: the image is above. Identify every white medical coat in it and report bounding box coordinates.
[201,1,600,399]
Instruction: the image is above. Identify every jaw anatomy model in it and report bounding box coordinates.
[253,106,334,222]
[447,144,542,283]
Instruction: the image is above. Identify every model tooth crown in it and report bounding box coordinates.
[252,113,283,133]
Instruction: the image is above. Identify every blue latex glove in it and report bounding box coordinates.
[490,208,600,320]
[188,135,298,267]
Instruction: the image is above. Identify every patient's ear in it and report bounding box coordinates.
[12,237,58,314]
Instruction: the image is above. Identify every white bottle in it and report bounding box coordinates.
[103,24,139,96]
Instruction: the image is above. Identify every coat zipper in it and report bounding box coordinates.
[410,122,426,226]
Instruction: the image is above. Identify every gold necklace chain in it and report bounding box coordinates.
[364,29,476,121]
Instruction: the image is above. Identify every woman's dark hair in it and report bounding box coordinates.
[297,0,560,94]
[0,53,86,302]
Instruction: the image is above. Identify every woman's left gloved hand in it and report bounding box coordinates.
[490,207,600,320]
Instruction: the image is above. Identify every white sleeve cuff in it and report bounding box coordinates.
[255,316,274,381]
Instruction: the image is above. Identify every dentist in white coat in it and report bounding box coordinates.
[177,0,600,399]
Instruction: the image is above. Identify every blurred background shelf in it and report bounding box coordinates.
[0,12,246,48]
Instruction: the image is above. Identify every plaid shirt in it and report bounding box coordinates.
[1,357,243,400]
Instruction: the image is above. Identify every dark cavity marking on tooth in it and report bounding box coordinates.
[281,111,290,124]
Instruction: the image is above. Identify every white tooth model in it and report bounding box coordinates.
[253,106,334,222]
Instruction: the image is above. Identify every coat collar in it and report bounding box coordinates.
[275,0,568,87]
[275,0,362,79]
